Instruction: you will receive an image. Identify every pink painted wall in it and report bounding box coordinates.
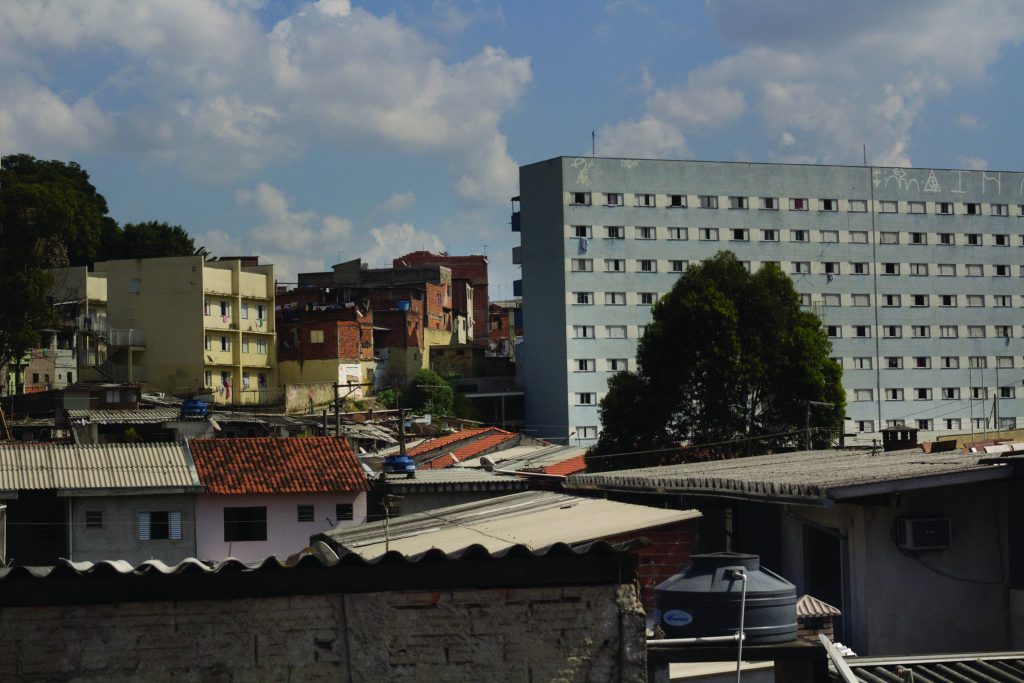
[195,492,366,563]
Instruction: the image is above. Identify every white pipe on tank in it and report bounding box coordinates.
[729,569,749,683]
[646,634,744,646]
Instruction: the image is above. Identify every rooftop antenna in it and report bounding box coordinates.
[592,130,596,157]
[862,144,867,166]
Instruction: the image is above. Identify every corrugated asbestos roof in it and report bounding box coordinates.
[66,408,309,426]
[315,490,700,560]
[0,443,200,492]
[797,594,841,618]
[188,437,369,494]
[838,653,1024,682]
[378,468,531,492]
[565,448,1011,504]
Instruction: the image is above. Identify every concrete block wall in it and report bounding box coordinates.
[0,584,646,682]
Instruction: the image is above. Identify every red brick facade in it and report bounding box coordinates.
[604,520,697,611]
[394,252,488,340]
[277,308,373,363]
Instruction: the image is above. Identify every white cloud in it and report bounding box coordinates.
[597,115,690,159]
[378,192,417,214]
[0,0,530,199]
[957,114,982,130]
[958,156,989,170]
[2,82,114,155]
[364,223,445,267]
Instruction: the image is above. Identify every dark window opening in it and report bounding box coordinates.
[224,506,268,542]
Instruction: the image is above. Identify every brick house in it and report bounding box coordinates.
[393,251,488,342]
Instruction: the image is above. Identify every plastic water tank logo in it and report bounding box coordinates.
[662,609,693,627]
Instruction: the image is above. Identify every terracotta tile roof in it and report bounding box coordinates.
[542,455,587,477]
[420,433,517,470]
[405,427,492,456]
[189,437,369,495]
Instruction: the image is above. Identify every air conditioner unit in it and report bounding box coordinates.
[896,517,951,551]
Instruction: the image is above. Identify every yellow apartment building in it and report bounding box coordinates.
[94,256,277,405]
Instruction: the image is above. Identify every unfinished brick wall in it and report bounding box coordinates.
[0,584,645,682]
[605,520,697,612]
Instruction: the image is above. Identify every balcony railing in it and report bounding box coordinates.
[107,328,146,347]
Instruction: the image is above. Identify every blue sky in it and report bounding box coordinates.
[3,0,1024,294]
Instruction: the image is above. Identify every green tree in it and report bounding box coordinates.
[106,221,196,260]
[402,368,454,417]
[587,251,845,472]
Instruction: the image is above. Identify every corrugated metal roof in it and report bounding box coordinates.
[66,408,308,426]
[566,448,1011,504]
[797,594,841,618]
[0,443,200,491]
[316,490,700,560]
[379,468,531,492]
[838,652,1024,682]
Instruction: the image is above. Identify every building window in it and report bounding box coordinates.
[605,259,626,272]
[994,234,1010,247]
[336,503,354,521]
[966,233,982,246]
[857,420,875,432]
[605,225,624,239]
[913,356,931,369]
[575,359,596,372]
[937,233,954,246]
[575,392,596,405]
[219,301,228,317]
[967,295,984,307]
[911,294,929,307]
[638,259,657,273]
[1001,386,1016,399]
[854,325,871,338]
[879,232,899,245]
[941,356,959,369]
[577,426,598,440]
[940,325,958,338]
[914,388,932,400]
[969,356,987,369]
[909,263,928,276]
[849,231,868,244]
[669,260,687,273]
[297,505,315,523]
[573,325,595,339]
[636,226,656,240]
[241,302,249,319]
[996,325,1013,338]
[911,325,931,338]
[574,292,593,305]
[220,336,229,351]
[605,193,622,206]
[571,192,591,205]
[917,419,932,430]
[310,329,325,343]
[204,335,211,351]
[826,325,841,338]
[938,263,956,277]
[823,262,839,275]
[851,357,871,370]
[791,230,808,242]
[882,294,900,307]
[668,194,686,208]
[885,357,903,369]
[571,259,593,272]
[606,325,627,339]
[852,294,870,307]
[608,359,628,371]
[854,389,873,402]
[847,199,867,212]
[995,264,1011,277]
[937,202,953,215]
[699,228,719,241]
[967,325,986,338]
[820,230,839,243]
[908,201,926,214]
[820,198,838,212]
[223,506,267,542]
[885,388,904,401]
[699,195,718,209]
[85,511,103,529]
[882,263,899,275]
[605,292,626,306]
[256,338,267,354]
[909,232,927,245]
[204,370,213,387]
[972,387,988,400]
[760,197,778,210]
[883,325,902,339]
[635,193,655,207]
[965,202,981,215]
[799,293,812,306]
[823,294,841,307]
[138,511,182,541]
[204,300,211,316]
[639,292,657,305]
[941,388,960,400]
[792,262,810,274]
[728,196,748,209]
[879,200,898,213]
[789,198,808,211]
[945,419,962,430]
[573,225,592,239]
[667,227,688,240]
[761,229,778,242]
[998,356,1015,369]
[730,228,749,241]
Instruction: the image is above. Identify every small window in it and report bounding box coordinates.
[938,263,956,276]
[636,226,656,240]
[854,325,871,338]
[575,359,596,372]
[909,263,928,276]
[577,426,598,440]
[139,511,183,541]
[939,295,956,307]
[994,295,1011,307]
[605,193,622,206]
[220,336,229,351]
[297,505,315,523]
[885,357,903,369]
[310,329,325,343]
[966,294,984,307]
[575,392,596,405]
[972,387,988,400]
[911,325,931,338]
[605,292,626,305]
[914,388,932,400]
[820,198,838,212]
[799,293,812,306]
[966,233,981,246]
[910,232,927,245]
[857,420,875,432]
[851,262,869,275]
[917,420,932,431]
[699,195,718,209]
[606,325,627,339]
[574,292,593,305]
[937,202,953,215]
[573,325,595,339]
[789,198,808,211]
[224,506,267,542]
[639,292,657,305]
[849,231,868,244]
[969,356,987,369]
[204,300,211,316]
[882,263,899,275]
[667,227,688,240]
[668,194,686,208]
[605,225,624,239]
[945,419,962,430]
[823,262,839,275]
[760,197,778,210]
[996,325,1013,339]
[571,259,592,272]
[761,229,778,242]
[942,356,960,369]
[635,193,655,207]
[731,228,749,241]
[938,233,954,245]
[826,325,841,338]
[995,264,1011,277]
[965,202,981,215]
[883,294,901,307]
[791,229,808,242]
[911,294,929,307]
[908,201,926,214]
[852,294,870,307]
[637,259,657,273]
[669,260,687,273]
[885,388,904,401]
[994,234,1009,247]
[820,230,839,243]
[605,259,626,272]
[241,302,249,319]
[792,262,810,274]
[913,356,931,369]
[879,232,899,245]
[699,228,719,241]
[966,264,984,277]
[942,388,961,400]
[848,199,867,213]
[728,196,748,209]
[879,200,898,213]
[573,225,592,239]
[854,389,873,401]
[336,503,354,521]
[571,192,591,205]
[85,511,103,529]
[853,357,872,369]
[883,325,902,338]
[607,358,628,371]
[1001,386,1016,399]
[823,293,841,307]
[998,356,1015,369]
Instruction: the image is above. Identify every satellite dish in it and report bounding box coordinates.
[480,456,495,472]
[208,418,221,431]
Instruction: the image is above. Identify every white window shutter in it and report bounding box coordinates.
[169,511,182,540]
[138,512,151,540]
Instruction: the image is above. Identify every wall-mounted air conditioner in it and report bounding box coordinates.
[896,517,951,551]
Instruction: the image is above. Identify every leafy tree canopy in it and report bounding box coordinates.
[402,368,454,417]
[587,251,845,472]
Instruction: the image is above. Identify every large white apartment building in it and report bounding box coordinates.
[515,156,1024,446]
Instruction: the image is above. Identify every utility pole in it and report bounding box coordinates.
[805,401,835,451]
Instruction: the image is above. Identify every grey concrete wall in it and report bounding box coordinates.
[70,494,196,565]
[779,480,1008,655]
[0,583,645,682]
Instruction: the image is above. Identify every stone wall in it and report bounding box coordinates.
[0,583,645,682]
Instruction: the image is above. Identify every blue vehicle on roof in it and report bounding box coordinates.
[383,453,416,478]
[179,399,209,420]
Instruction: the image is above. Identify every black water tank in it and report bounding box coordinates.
[654,552,797,644]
